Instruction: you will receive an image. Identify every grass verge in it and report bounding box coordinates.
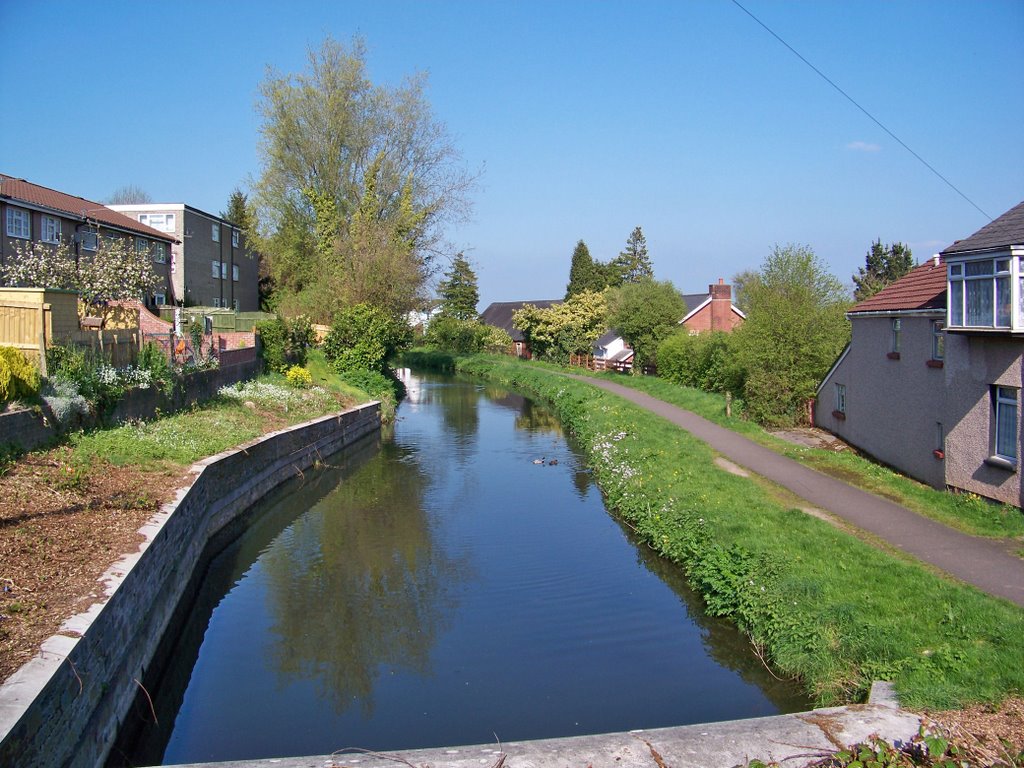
[583,373,1024,541]
[448,354,1024,710]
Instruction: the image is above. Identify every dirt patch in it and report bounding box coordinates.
[924,698,1024,764]
[0,445,187,683]
[771,427,851,452]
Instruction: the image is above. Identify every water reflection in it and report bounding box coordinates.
[260,440,464,715]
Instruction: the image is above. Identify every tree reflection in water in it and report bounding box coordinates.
[260,440,463,715]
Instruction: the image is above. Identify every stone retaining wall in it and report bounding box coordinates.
[0,401,381,768]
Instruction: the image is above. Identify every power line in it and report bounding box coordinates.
[730,0,992,221]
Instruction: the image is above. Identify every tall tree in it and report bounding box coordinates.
[437,253,479,320]
[565,240,603,298]
[611,226,654,285]
[252,35,475,323]
[106,184,152,205]
[221,188,253,231]
[852,239,914,301]
[731,244,851,425]
[605,278,686,372]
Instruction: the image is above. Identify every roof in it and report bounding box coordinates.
[942,199,1024,256]
[0,175,177,243]
[848,258,946,314]
[681,292,706,312]
[479,300,561,342]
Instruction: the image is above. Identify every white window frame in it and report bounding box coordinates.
[948,255,1019,330]
[41,215,60,244]
[153,292,166,306]
[221,262,228,279]
[994,386,1018,463]
[835,383,846,414]
[153,242,168,263]
[139,212,175,233]
[233,298,240,311]
[211,260,221,278]
[212,297,222,308]
[890,318,901,354]
[232,264,239,282]
[135,237,149,255]
[80,229,98,251]
[6,207,30,239]
[211,223,220,242]
[232,229,239,247]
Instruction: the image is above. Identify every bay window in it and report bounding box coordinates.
[948,255,1020,330]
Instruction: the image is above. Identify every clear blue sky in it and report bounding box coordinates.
[2,0,1021,309]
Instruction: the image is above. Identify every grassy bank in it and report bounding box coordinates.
[67,353,371,472]
[583,373,1024,541]
[443,354,1024,710]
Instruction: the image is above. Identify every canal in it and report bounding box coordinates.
[115,370,808,765]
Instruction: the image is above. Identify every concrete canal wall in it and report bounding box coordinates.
[0,402,381,768]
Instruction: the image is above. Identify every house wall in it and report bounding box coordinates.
[682,303,744,334]
[0,203,77,267]
[942,334,1023,506]
[815,313,947,489]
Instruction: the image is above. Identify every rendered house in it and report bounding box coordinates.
[816,199,1024,506]
[109,203,259,312]
[480,299,561,358]
[0,175,177,307]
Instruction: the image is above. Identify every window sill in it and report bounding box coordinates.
[886,351,901,360]
[984,455,1018,472]
[926,359,944,369]
[831,410,846,421]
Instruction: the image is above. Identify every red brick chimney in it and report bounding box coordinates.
[709,278,732,332]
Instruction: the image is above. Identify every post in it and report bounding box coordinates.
[725,391,732,419]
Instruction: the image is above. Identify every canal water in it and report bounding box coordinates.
[116,370,808,766]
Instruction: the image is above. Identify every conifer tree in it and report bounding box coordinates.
[438,253,479,320]
[612,226,654,284]
[853,239,914,301]
[565,240,602,298]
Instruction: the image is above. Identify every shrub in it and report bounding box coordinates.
[285,365,313,388]
[257,315,314,372]
[41,378,90,428]
[323,304,411,375]
[255,317,289,372]
[337,368,403,417]
[657,330,742,394]
[424,316,490,353]
[0,346,40,403]
[137,341,175,396]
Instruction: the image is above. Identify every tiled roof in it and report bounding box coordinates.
[0,174,176,243]
[849,258,946,313]
[942,200,1024,255]
[480,300,561,341]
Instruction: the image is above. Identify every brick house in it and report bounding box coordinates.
[816,199,1024,506]
[0,175,177,307]
[593,280,744,371]
[108,203,260,312]
[679,279,746,334]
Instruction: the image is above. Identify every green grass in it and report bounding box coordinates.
[590,373,1024,541]
[67,365,367,472]
[450,355,1024,710]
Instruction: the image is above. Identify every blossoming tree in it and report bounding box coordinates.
[0,237,160,322]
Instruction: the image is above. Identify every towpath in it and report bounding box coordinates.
[571,375,1024,608]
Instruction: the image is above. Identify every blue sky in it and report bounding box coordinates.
[2,0,1021,309]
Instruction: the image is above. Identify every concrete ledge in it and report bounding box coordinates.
[0,402,381,768]
[168,704,922,768]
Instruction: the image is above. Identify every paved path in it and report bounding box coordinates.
[572,375,1024,608]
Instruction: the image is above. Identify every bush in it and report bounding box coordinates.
[0,346,40,404]
[285,365,313,388]
[323,304,411,375]
[424,316,490,354]
[41,378,90,428]
[137,341,174,395]
[657,331,742,394]
[337,368,403,416]
[255,317,290,372]
[257,315,315,373]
